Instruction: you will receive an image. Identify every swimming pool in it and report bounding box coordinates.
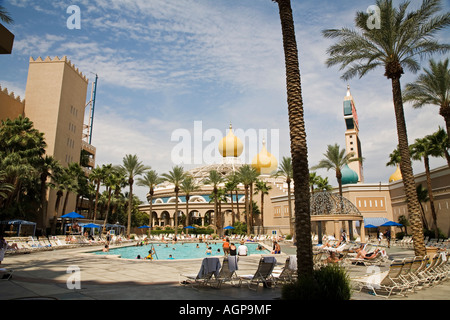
[94,242,269,260]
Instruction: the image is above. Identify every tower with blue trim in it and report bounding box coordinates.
[343,85,363,183]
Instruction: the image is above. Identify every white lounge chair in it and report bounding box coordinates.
[273,255,297,286]
[239,256,277,291]
[353,259,407,298]
[208,256,240,288]
[179,257,221,288]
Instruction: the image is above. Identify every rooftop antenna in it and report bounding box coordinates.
[83,73,98,144]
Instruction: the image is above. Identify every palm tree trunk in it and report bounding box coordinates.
[244,185,250,235]
[424,156,438,238]
[185,195,190,234]
[287,180,293,236]
[391,77,426,256]
[149,195,153,230]
[127,180,133,237]
[93,182,100,224]
[235,190,240,222]
[39,173,48,229]
[62,191,69,217]
[249,183,254,234]
[174,191,179,237]
[230,191,235,226]
[260,192,265,233]
[103,189,113,231]
[439,104,450,143]
[275,0,313,277]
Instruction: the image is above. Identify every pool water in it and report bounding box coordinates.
[94,242,268,260]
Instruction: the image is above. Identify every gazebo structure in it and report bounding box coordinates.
[310,192,365,243]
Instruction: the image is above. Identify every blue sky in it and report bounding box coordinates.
[1,0,449,201]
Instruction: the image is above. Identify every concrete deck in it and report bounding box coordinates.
[1,241,448,305]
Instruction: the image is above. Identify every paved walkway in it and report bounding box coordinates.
[0,241,448,303]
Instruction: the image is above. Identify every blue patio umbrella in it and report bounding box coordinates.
[364,224,377,228]
[138,225,151,228]
[184,226,196,229]
[381,221,402,227]
[61,211,85,219]
[83,223,101,228]
[223,226,235,229]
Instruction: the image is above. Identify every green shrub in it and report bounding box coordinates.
[282,264,352,300]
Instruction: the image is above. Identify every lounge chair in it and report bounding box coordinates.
[0,267,13,280]
[179,257,221,288]
[208,256,240,289]
[273,255,297,286]
[353,259,407,298]
[239,256,277,291]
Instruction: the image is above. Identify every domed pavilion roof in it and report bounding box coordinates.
[310,191,362,216]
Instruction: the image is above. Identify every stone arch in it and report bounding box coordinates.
[160,211,170,226]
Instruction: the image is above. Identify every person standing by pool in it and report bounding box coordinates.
[230,243,237,256]
[272,241,281,254]
[222,237,230,256]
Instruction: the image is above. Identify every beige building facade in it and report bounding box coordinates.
[0,56,96,230]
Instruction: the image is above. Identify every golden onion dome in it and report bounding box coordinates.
[251,139,278,174]
[389,164,402,182]
[218,124,243,157]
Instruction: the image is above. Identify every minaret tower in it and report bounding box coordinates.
[343,85,364,183]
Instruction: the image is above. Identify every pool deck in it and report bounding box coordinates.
[1,241,449,304]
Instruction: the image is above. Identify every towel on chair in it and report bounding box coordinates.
[228,256,238,272]
[198,257,221,278]
[262,256,277,264]
[288,255,297,270]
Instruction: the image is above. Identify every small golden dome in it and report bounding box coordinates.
[218,124,243,157]
[389,165,402,182]
[251,139,278,174]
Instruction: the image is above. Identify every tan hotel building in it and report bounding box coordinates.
[0,56,96,230]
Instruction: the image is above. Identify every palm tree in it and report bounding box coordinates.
[273,0,313,277]
[237,164,259,236]
[203,169,225,235]
[121,154,149,237]
[311,144,359,197]
[254,179,272,233]
[416,184,430,230]
[102,167,127,230]
[60,163,82,218]
[410,135,442,237]
[162,166,187,237]
[225,173,240,225]
[180,175,200,231]
[273,156,294,236]
[315,176,333,192]
[0,3,13,24]
[404,58,450,138]
[0,170,13,200]
[322,0,450,256]
[89,164,111,223]
[137,169,163,229]
[36,155,61,228]
[428,127,450,167]
[309,172,320,194]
